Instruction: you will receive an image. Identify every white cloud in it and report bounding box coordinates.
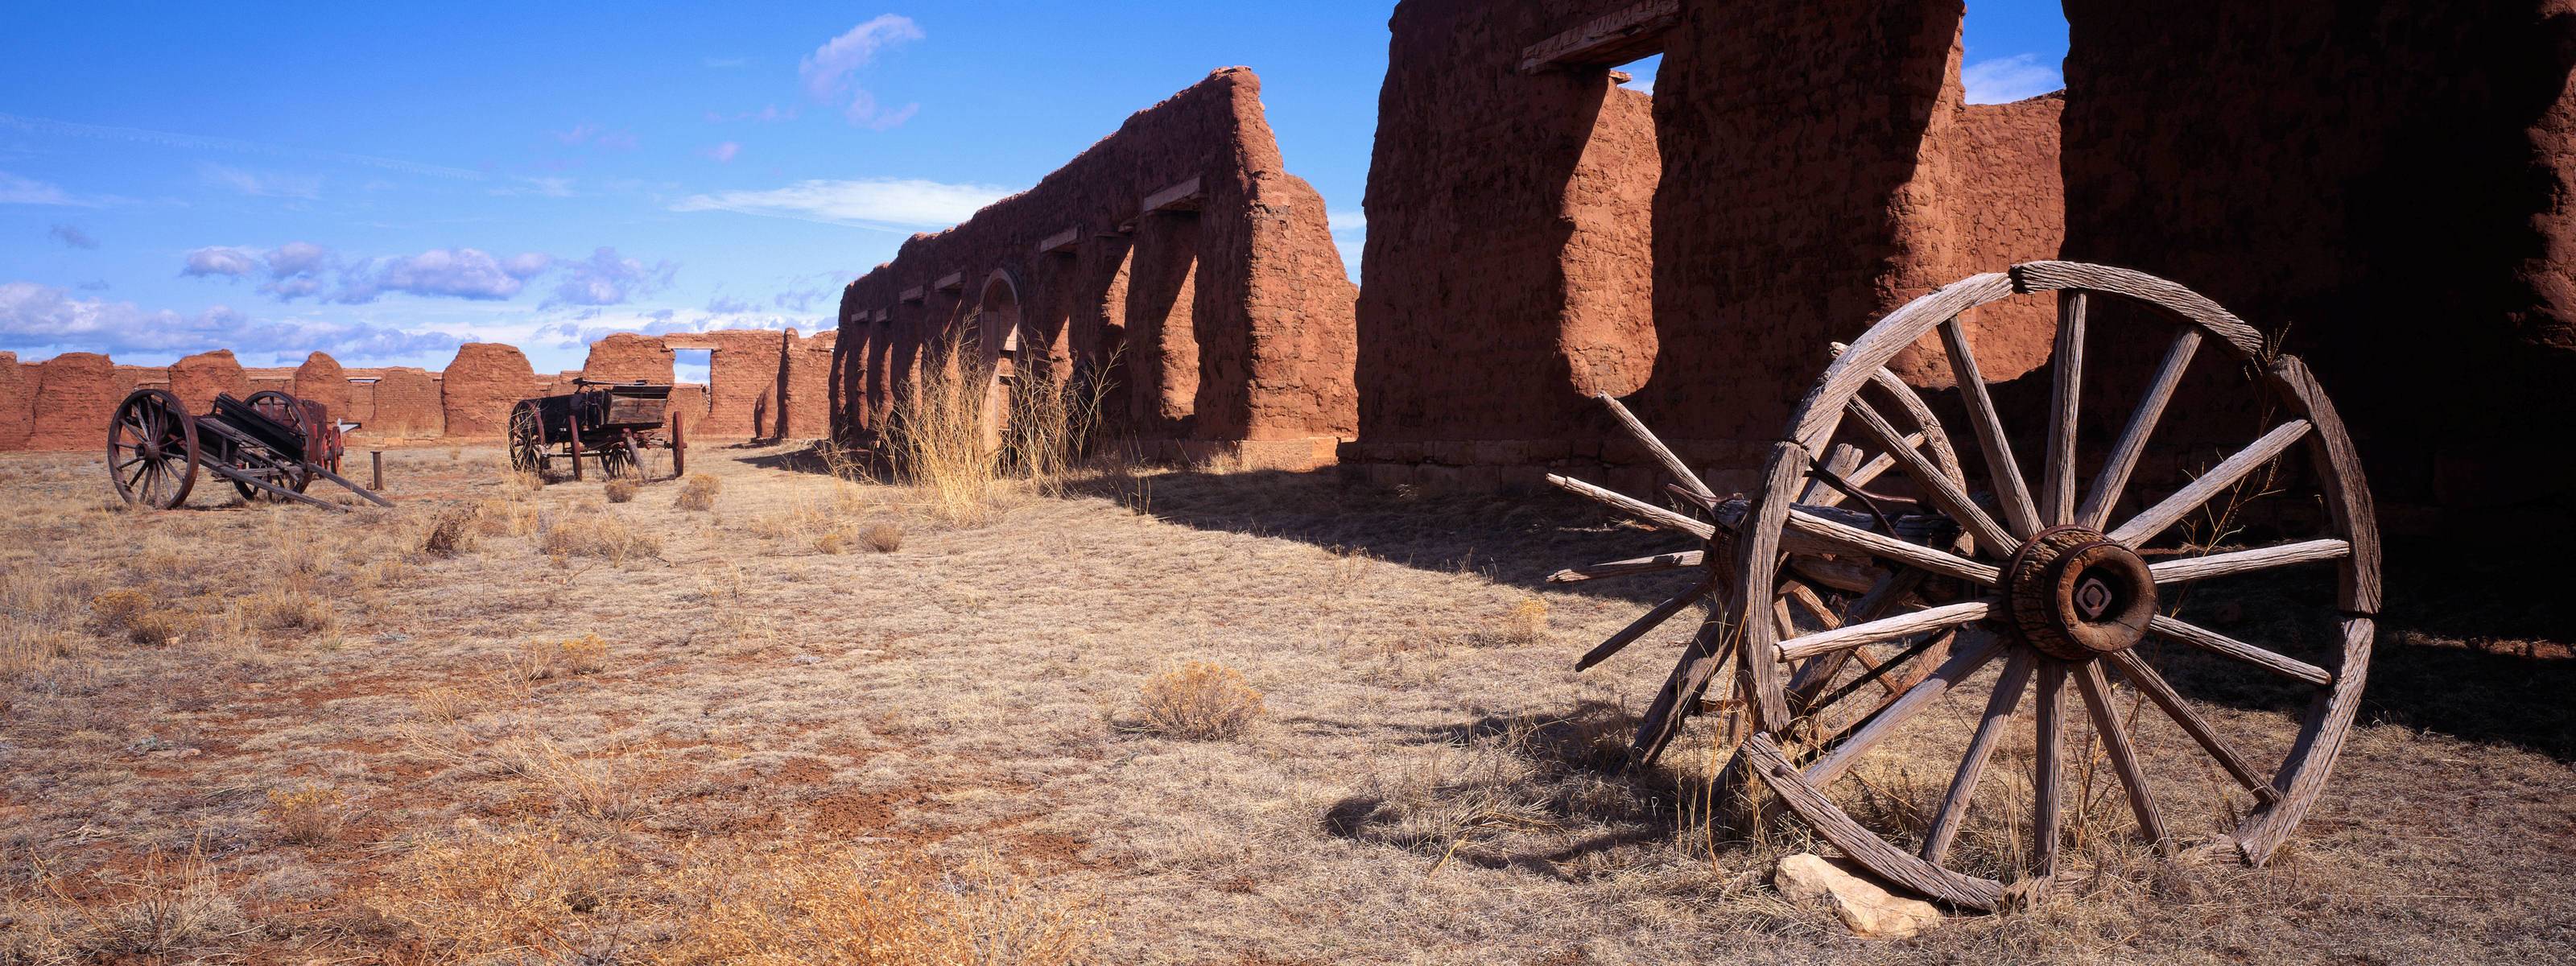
[670,177,1011,229]
[182,246,260,277]
[0,280,461,364]
[702,142,741,163]
[544,247,677,308]
[1962,53,2063,105]
[1,171,106,207]
[356,248,553,303]
[799,15,924,130]
[199,163,324,200]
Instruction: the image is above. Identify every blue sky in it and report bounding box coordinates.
[0,2,2068,378]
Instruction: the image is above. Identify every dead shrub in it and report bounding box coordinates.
[814,530,850,555]
[91,589,192,644]
[264,783,349,845]
[538,510,663,565]
[675,473,720,512]
[423,506,481,557]
[1137,661,1265,741]
[365,823,625,964]
[70,850,244,958]
[654,848,1102,965]
[411,683,480,724]
[507,634,609,683]
[239,588,334,635]
[605,477,639,503]
[863,522,905,553]
[1488,595,1550,647]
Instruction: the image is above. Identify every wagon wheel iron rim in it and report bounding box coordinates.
[108,389,200,510]
[508,403,545,478]
[1546,262,2376,910]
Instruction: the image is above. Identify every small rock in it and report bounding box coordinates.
[1773,852,1946,939]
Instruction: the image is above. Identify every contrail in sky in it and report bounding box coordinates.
[0,112,486,180]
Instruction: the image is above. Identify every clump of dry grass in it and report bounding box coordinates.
[814,530,851,555]
[423,506,481,557]
[238,588,334,636]
[89,589,192,645]
[1003,353,1113,495]
[863,522,904,553]
[60,850,245,959]
[889,334,1005,526]
[675,473,721,512]
[1493,595,1550,646]
[366,824,1099,965]
[509,634,610,683]
[538,510,663,565]
[411,683,481,724]
[264,783,349,845]
[1137,661,1265,740]
[605,477,639,503]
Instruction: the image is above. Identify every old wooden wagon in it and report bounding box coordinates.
[108,388,391,511]
[506,379,686,484]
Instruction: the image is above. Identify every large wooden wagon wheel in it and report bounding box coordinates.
[508,402,546,479]
[237,390,316,502]
[108,389,200,509]
[1551,262,2376,909]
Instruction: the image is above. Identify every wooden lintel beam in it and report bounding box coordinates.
[1037,226,1081,254]
[898,287,924,303]
[933,271,964,292]
[1518,0,1678,74]
[1142,176,1203,213]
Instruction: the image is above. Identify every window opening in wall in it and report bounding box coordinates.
[672,349,712,386]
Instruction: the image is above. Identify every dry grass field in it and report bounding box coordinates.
[0,441,2570,964]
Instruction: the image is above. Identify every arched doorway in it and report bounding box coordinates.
[972,270,1023,455]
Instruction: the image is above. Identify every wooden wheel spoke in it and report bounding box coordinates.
[1785,509,1999,585]
[2149,539,2350,584]
[1802,633,2003,786]
[2079,328,2201,530]
[1939,316,2041,538]
[1576,579,1713,671]
[1597,394,1713,502]
[2147,614,2332,686]
[1547,474,1712,540]
[2074,660,2172,852]
[1922,649,2033,864]
[2032,659,2067,879]
[1547,551,1701,584]
[2042,291,2086,525]
[1777,599,1994,663]
[1844,398,2016,555]
[2107,419,2313,547]
[2103,650,2277,803]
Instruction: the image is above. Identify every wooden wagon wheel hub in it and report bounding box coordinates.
[2004,525,2156,661]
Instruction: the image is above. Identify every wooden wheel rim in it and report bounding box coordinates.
[508,404,544,473]
[108,389,199,510]
[1724,262,2378,907]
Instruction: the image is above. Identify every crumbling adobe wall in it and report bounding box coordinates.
[580,332,677,386]
[0,353,29,450]
[368,368,444,437]
[783,331,836,438]
[1887,85,2067,390]
[675,330,791,438]
[2060,0,2576,528]
[834,67,1357,469]
[442,343,539,438]
[28,353,122,451]
[292,353,351,418]
[1349,0,1662,486]
[168,349,250,412]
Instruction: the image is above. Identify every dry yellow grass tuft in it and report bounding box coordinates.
[1137,660,1265,741]
[605,477,639,503]
[537,509,663,565]
[675,473,721,511]
[264,783,349,845]
[1496,595,1550,646]
[238,587,333,635]
[509,634,610,683]
[423,506,481,557]
[863,521,904,553]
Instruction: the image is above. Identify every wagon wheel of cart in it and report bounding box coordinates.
[234,391,316,502]
[1551,262,2377,910]
[603,430,642,479]
[507,402,546,479]
[107,388,200,509]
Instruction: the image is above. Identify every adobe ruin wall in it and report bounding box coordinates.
[2,327,831,452]
[831,67,1357,470]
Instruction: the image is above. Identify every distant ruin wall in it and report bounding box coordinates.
[0,327,822,451]
[833,67,1357,470]
[2059,0,2576,528]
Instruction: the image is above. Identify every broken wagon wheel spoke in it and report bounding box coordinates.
[1785,510,1998,586]
[1546,550,1702,584]
[1575,578,1715,671]
[1596,393,1712,501]
[1776,600,1996,663]
[1546,473,1713,540]
[2107,419,2313,547]
[1800,634,2001,788]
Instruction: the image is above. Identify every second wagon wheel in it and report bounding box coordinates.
[237,390,316,502]
[508,402,546,479]
[1715,262,2376,909]
[108,388,200,509]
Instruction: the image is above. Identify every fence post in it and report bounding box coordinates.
[370,450,383,491]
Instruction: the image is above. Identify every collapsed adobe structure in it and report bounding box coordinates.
[1342,0,2572,533]
[1348,0,2064,496]
[830,67,1357,470]
[0,328,834,452]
